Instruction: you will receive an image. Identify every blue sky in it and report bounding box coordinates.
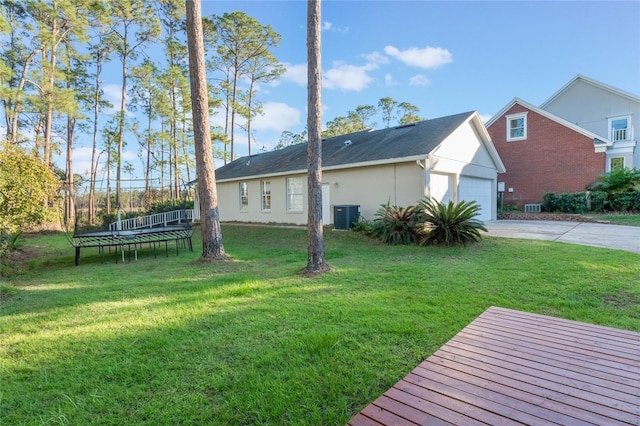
[197,0,640,157]
[78,0,640,176]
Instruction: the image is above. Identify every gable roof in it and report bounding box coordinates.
[216,111,494,181]
[540,74,640,108]
[485,97,612,147]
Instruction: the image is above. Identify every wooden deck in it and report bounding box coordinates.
[347,306,640,425]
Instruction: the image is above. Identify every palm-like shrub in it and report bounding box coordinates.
[370,202,422,245]
[417,199,487,246]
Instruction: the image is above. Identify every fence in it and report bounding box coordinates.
[109,209,196,231]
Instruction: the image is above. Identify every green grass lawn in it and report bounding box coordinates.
[2,225,639,425]
[584,212,640,226]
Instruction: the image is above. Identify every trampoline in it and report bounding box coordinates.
[72,225,194,265]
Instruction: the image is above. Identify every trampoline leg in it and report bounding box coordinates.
[75,247,80,266]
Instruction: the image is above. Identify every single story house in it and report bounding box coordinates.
[214,111,506,225]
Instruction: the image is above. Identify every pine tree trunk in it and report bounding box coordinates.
[185,0,228,260]
[304,0,329,275]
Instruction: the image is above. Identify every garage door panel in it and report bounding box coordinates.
[459,176,492,221]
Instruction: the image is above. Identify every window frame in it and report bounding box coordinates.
[610,157,625,171]
[608,115,630,141]
[239,181,249,212]
[506,112,528,141]
[260,180,271,211]
[286,177,304,212]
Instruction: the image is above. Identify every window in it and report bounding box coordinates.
[261,180,271,211]
[506,112,527,141]
[286,177,303,211]
[609,116,630,141]
[610,157,625,171]
[239,182,248,211]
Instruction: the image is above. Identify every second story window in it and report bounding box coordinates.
[506,112,527,141]
[609,116,631,141]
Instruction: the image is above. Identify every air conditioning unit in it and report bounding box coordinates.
[333,205,360,229]
[524,204,542,213]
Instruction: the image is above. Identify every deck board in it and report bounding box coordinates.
[347,306,640,426]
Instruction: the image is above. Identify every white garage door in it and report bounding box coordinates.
[458,176,493,221]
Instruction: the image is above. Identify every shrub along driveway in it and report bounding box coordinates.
[484,220,640,254]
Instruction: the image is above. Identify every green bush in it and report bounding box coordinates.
[588,168,640,193]
[607,191,640,212]
[369,202,422,245]
[417,199,487,247]
[351,216,375,236]
[543,191,608,213]
[147,199,194,215]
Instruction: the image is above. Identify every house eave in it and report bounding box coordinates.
[216,156,432,183]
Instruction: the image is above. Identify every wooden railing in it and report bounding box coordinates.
[109,209,196,231]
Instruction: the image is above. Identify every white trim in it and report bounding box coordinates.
[506,112,528,141]
[608,115,632,141]
[609,157,625,171]
[260,179,271,211]
[239,181,249,212]
[285,177,304,212]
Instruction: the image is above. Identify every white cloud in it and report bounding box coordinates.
[363,51,389,65]
[384,45,453,69]
[385,73,396,86]
[103,84,123,113]
[409,74,431,86]
[322,21,349,33]
[282,62,307,86]
[323,61,378,91]
[252,102,301,132]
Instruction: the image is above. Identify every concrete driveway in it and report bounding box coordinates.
[483,220,640,254]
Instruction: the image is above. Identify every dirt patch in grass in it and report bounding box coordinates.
[603,292,640,309]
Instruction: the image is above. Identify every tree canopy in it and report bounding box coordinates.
[0,143,59,235]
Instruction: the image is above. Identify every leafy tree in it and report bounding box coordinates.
[304,0,329,275]
[275,128,307,150]
[237,32,284,157]
[185,0,227,261]
[104,0,160,210]
[0,0,37,144]
[212,11,283,161]
[0,143,59,238]
[27,0,93,169]
[378,96,398,128]
[86,36,112,224]
[351,104,377,130]
[398,101,422,125]
[322,115,362,138]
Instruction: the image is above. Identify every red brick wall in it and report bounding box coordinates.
[487,104,605,209]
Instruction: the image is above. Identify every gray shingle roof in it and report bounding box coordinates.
[215,111,475,180]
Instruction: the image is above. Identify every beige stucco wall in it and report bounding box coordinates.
[216,162,425,225]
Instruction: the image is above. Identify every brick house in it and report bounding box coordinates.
[486,98,606,209]
[487,75,639,210]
